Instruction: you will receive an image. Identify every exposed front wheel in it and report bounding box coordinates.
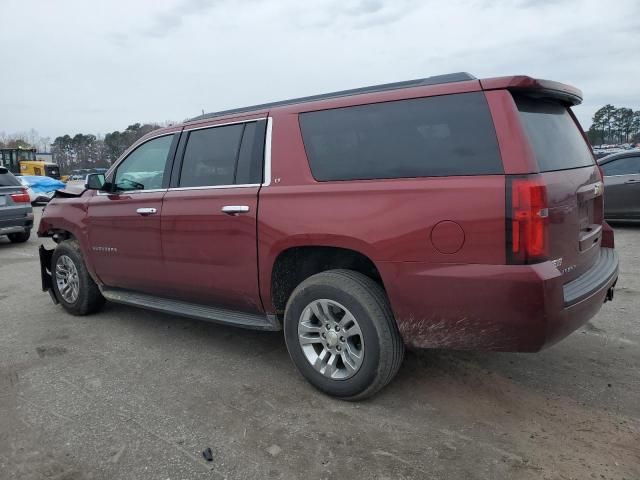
[52,240,105,315]
[284,270,404,400]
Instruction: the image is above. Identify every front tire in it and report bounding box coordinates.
[8,230,30,243]
[52,240,105,315]
[284,270,404,400]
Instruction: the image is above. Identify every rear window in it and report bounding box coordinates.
[515,96,594,172]
[299,92,503,181]
[0,172,21,186]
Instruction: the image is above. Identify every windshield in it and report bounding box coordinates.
[16,150,36,162]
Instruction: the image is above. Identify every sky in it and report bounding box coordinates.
[1,0,639,142]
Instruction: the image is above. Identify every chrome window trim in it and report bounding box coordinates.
[263,117,272,187]
[172,116,272,190]
[183,117,266,133]
[96,188,168,196]
[168,184,260,192]
[100,116,273,193]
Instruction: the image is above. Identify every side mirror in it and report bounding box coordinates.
[0,167,8,174]
[85,173,107,190]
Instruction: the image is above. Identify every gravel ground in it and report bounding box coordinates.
[0,208,638,480]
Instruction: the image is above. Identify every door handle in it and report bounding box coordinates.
[136,207,157,216]
[625,178,639,184]
[221,205,250,215]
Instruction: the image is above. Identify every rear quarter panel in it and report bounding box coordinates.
[258,109,506,313]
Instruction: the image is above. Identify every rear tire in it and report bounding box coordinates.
[52,240,105,315]
[284,269,404,400]
[8,230,30,243]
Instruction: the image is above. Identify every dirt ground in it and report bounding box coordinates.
[0,208,638,480]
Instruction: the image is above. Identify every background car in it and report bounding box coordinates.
[598,151,640,221]
[0,167,34,243]
[17,175,66,204]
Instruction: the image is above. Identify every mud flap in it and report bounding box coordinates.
[39,245,59,304]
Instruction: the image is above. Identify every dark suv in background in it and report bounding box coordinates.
[38,73,618,399]
[0,167,33,243]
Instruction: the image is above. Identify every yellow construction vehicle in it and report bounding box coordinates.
[0,147,61,179]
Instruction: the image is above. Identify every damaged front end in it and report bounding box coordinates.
[39,245,58,304]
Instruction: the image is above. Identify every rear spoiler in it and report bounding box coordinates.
[480,76,583,106]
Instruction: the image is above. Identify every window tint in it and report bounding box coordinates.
[0,172,21,187]
[235,121,266,185]
[601,156,640,176]
[114,135,174,191]
[179,124,244,187]
[299,92,502,181]
[515,96,594,172]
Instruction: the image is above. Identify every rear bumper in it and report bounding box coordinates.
[378,247,618,352]
[0,211,33,235]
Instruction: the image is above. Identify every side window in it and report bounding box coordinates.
[179,124,244,187]
[299,92,503,181]
[114,135,174,191]
[601,157,640,176]
[235,121,266,184]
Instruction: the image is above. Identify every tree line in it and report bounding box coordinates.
[51,123,162,173]
[587,105,640,146]
[1,123,165,174]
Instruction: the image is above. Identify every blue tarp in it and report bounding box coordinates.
[20,175,66,194]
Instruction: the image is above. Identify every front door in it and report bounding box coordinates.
[161,119,266,313]
[87,133,178,293]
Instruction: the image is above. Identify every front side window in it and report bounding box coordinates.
[179,124,245,188]
[114,135,174,191]
[601,156,640,176]
[299,92,503,181]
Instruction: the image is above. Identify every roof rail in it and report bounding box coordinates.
[190,72,476,121]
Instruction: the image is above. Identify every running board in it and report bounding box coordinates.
[100,287,281,331]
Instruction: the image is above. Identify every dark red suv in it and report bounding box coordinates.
[38,72,618,399]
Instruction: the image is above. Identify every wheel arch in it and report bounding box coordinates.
[267,244,386,315]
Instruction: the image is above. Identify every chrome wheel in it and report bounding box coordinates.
[298,299,365,380]
[55,255,80,304]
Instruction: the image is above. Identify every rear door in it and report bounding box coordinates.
[515,95,603,281]
[160,119,266,313]
[600,155,640,219]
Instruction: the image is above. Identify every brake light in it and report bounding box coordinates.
[508,176,549,264]
[10,188,31,204]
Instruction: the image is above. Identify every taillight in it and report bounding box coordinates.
[10,188,31,204]
[507,176,549,264]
